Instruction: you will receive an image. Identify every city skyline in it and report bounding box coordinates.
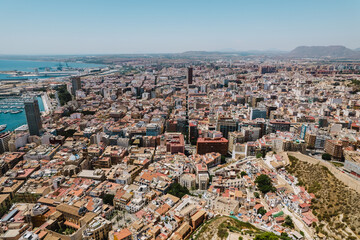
[0,0,359,54]
[1,1,360,239]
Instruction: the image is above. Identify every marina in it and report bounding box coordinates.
[0,99,25,113]
[0,59,103,132]
[0,109,23,114]
[0,94,46,132]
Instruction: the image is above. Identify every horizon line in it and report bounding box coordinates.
[0,45,358,56]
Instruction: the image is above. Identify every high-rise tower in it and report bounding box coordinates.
[24,98,42,136]
[71,76,81,96]
[187,67,193,85]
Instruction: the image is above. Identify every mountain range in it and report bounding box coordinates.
[179,46,360,59]
[287,45,360,59]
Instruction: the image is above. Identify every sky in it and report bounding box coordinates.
[0,0,359,54]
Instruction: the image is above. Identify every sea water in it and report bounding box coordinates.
[0,96,45,132]
[0,58,103,131]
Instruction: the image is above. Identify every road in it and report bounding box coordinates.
[281,205,313,240]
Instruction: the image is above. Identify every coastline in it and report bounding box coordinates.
[0,59,105,132]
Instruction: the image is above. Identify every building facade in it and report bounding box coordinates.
[24,98,42,136]
[197,137,228,155]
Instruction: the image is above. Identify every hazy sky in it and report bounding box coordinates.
[0,0,359,54]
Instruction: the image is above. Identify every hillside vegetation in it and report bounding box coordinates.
[191,216,261,240]
[286,155,360,240]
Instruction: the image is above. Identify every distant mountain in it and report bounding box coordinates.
[355,48,360,51]
[288,45,360,59]
[179,49,287,57]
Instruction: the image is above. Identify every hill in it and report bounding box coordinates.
[190,216,262,240]
[286,155,360,239]
[287,45,360,59]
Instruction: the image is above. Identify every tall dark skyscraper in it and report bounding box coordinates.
[187,67,193,85]
[24,98,42,136]
[71,76,82,95]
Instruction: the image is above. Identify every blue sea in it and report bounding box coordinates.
[0,59,104,132]
[0,59,104,80]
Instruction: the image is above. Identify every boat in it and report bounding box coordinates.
[0,124,6,131]
[10,110,22,114]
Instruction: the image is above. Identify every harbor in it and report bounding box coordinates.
[0,93,47,132]
[0,59,104,132]
[0,59,104,81]
[0,100,25,114]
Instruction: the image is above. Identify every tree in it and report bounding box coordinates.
[168,182,190,198]
[0,206,8,217]
[221,155,226,164]
[56,84,72,106]
[322,153,331,161]
[102,194,115,206]
[257,207,267,216]
[282,215,294,229]
[64,227,75,235]
[254,192,260,198]
[254,232,279,240]
[280,232,291,240]
[240,171,247,177]
[255,174,276,194]
[63,129,76,138]
[256,152,263,158]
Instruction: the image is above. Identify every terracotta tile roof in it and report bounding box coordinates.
[156,204,170,216]
[114,228,132,240]
[64,220,80,229]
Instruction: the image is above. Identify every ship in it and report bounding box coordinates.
[10,110,22,114]
[0,124,6,131]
